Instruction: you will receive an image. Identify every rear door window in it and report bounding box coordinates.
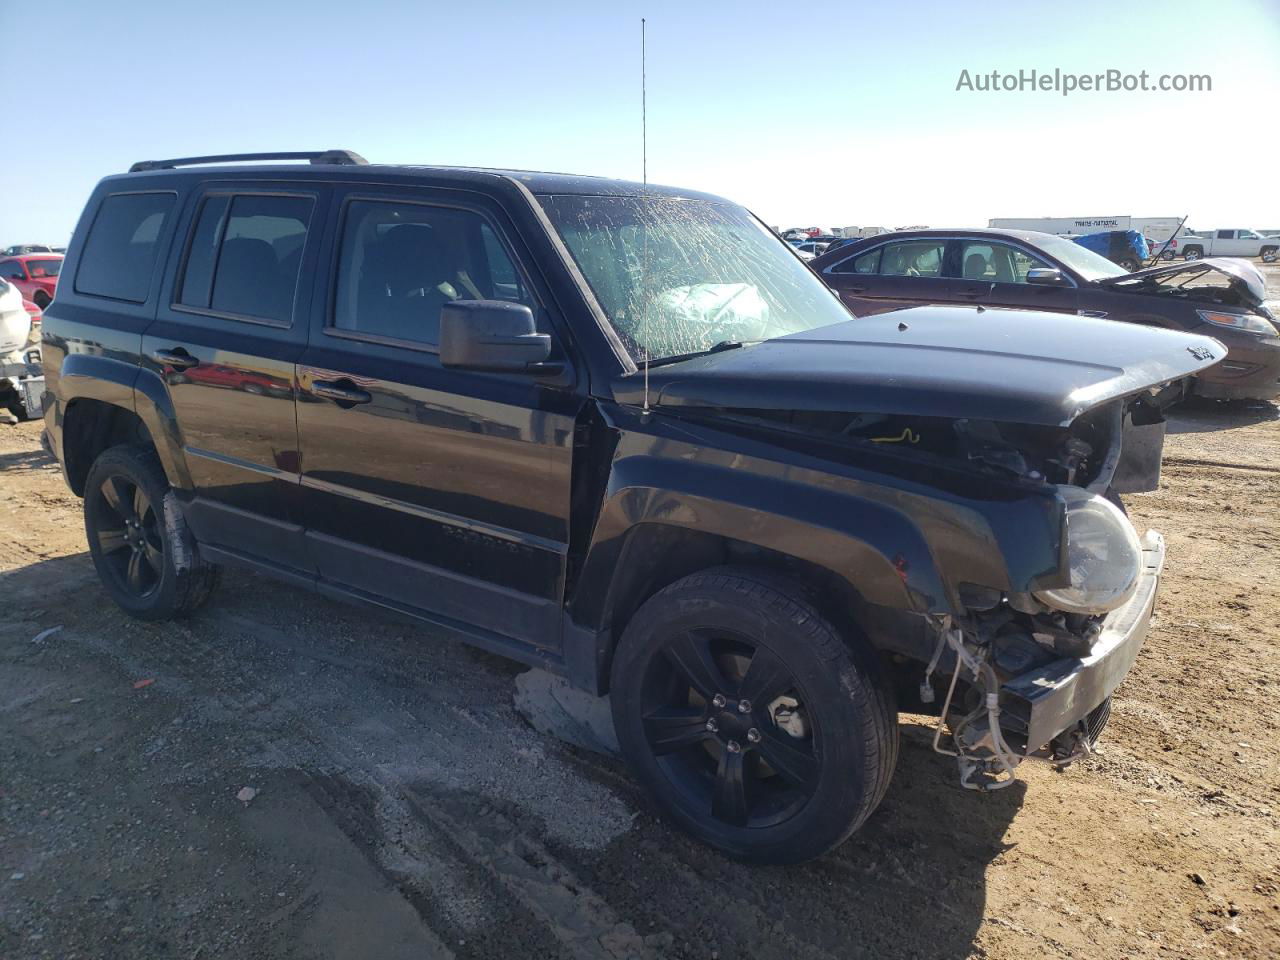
[178,194,313,325]
[879,240,945,277]
[75,192,176,302]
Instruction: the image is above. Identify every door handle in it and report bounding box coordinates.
[845,285,867,294]
[311,379,372,406]
[151,348,199,370]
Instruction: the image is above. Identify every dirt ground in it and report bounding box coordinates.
[3,291,1280,959]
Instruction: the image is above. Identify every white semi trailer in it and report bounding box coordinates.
[987,216,1186,244]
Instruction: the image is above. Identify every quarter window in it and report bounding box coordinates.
[332,200,532,347]
[75,192,176,302]
[839,248,881,274]
[178,194,313,324]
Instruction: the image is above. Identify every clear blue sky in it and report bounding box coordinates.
[3,0,1277,242]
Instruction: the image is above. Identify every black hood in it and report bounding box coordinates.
[612,305,1224,427]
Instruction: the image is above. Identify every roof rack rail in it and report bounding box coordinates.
[128,150,368,173]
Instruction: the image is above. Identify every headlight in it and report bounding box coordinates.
[1033,487,1142,615]
[1197,309,1275,336]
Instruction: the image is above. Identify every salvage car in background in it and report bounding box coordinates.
[1072,229,1149,272]
[813,228,1280,400]
[0,253,63,308]
[0,277,43,422]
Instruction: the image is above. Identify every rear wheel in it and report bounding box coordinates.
[83,444,220,620]
[32,290,51,309]
[610,567,898,863]
[1118,257,1140,272]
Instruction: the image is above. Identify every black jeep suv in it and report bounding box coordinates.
[42,150,1222,863]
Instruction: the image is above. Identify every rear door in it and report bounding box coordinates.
[295,185,583,653]
[821,238,952,315]
[144,181,327,572]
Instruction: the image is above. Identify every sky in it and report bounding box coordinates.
[2,0,1278,243]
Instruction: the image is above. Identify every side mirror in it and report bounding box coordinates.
[439,299,552,372]
[1026,267,1067,286]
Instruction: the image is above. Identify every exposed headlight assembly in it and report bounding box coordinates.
[1034,487,1142,616]
[1197,309,1276,336]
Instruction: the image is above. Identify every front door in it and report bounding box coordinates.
[296,187,582,653]
[947,238,1081,315]
[145,184,325,571]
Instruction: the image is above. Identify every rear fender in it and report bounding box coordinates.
[131,365,192,491]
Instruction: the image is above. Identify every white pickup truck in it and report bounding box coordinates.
[1179,229,1279,262]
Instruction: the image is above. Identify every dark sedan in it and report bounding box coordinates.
[811,228,1280,400]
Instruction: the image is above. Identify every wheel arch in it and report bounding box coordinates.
[57,355,191,495]
[62,397,153,496]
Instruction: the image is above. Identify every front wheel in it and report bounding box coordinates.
[83,444,220,620]
[610,567,898,864]
[1118,257,1140,272]
[1183,247,1203,261]
[1261,247,1278,263]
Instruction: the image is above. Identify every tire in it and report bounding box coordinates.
[610,566,898,864]
[1183,247,1203,261]
[1085,696,1112,747]
[1262,247,1278,263]
[1119,258,1140,272]
[32,291,51,309]
[83,443,220,620]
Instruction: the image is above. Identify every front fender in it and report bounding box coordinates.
[568,407,1065,668]
[592,455,944,615]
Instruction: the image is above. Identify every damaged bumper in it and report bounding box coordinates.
[1004,530,1165,754]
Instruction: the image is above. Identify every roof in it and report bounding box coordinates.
[115,159,731,203]
[809,226,1068,266]
[2,252,64,261]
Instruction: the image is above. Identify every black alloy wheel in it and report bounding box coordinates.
[611,567,898,863]
[639,627,819,830]
[90,473,165,600]
[83,444,221,619]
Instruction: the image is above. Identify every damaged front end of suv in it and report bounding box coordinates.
[602,299,1223,793]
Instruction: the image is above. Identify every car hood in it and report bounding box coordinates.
[1095,257,1267,307]
[611,305,1224,427]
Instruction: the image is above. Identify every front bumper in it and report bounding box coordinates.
[1003,530,1165,753]
[1195,334,1280,400]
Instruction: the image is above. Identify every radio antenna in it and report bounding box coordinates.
[640,16,651,415]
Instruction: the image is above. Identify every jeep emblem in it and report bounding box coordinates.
[1187,345,1215,361]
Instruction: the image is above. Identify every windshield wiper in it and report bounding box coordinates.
[642,340,745,369]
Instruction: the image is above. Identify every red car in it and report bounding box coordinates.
[0,253,63,308]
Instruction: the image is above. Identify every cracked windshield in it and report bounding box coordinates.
[540,195,853,363]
